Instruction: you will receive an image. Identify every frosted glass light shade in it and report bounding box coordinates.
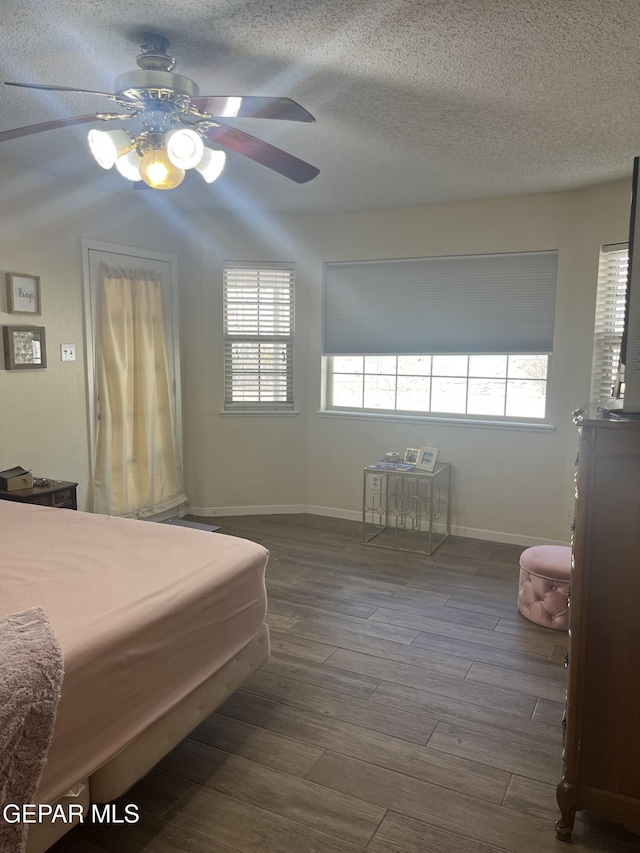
[88,129,132,169]
[166,128,204,169]
[139,147,185,190]
[195,148,226,183]
[115,149,143,182]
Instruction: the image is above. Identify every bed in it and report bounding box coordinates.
[0,500,270,852]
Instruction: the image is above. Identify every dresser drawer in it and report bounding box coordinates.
[52,488,73,507]
[30,494,56,506]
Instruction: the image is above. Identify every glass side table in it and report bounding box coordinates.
[362,462,451,555]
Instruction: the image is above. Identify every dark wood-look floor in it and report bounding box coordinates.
[51,515,640,853]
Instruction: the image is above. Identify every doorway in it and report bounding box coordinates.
[82,239,184,517]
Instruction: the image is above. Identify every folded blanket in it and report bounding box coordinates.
[0,608,64,853]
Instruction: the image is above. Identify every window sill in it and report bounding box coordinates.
[317,409,555,431]
[220,410,300,417]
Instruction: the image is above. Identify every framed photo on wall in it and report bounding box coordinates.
[416,446,439,472]
[6,272,41,314]
[2,325,47,369]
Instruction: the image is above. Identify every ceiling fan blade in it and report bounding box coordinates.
[191,96,315,123]
[200,122,319,183]
[0,114,126,143]
[5,81,120,99]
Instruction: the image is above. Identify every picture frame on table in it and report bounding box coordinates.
[403,447,420,465]
[2,325,47,370]
[6,272,41,314]
[416,446,439,472]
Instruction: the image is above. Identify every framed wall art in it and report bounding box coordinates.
[6,272,41,314]
[2,325,47,369]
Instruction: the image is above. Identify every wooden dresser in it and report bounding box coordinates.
[556,408,640,839]
[0,479,78,510]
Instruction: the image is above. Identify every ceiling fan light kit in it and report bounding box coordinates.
[114,148,143,181]
[1,32,319,191]
[88,128,134,169]
[166,127,204,169]
[139,142,185,190]
[86,50,221,190]
[195,147,226,183]
[88,127,206,190]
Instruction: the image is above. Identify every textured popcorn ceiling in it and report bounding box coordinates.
[0,0,639,212]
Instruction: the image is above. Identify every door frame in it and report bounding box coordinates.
[81,239,182,505]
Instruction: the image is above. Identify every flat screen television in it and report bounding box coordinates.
[620,156,640,413]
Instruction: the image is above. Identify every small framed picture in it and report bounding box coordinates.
[2,325,47,369]
[404,447,420,465]
[416,446,439,472]
[6,272,41,314]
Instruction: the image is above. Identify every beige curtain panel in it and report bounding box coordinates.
[93,264,187,517]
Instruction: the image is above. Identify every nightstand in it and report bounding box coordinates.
[362,463,451,555]
[0,479,78,509]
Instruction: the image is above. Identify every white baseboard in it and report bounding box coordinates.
[306,505,362,522]
[187,503,568,547]
[188,504,308,517]
[449,525,568,548]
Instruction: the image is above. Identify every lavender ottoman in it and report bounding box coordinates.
[517,545,571,631]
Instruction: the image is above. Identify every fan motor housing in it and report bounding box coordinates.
[115,70,199,105]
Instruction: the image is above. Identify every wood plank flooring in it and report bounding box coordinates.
[50,514,640,853]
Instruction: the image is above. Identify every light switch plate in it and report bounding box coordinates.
[60,343,76,362]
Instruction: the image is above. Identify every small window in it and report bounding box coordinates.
[223,263,294,411]
[591,243,628,402]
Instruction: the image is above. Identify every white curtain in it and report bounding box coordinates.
[93,263,187,517]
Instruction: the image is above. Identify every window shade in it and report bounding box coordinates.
[591,243,628,401]
[224,262,294,410]
[323,251,558,355]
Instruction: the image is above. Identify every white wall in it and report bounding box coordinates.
[0,163,186,509]
[302,186,630,544]
[178,209,310,512]
[0,160,631,543]
[184,181,631,544]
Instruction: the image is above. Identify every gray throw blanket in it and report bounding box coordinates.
[0,608,64,853]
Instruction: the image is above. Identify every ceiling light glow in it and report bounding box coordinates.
[195,148,226,183]
[115,149,143,181]
[166,128,204,169]
[139,147,185,189]
[88,129,133,169]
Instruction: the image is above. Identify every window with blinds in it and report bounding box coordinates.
[591,243,628,402]
[323,251,557,422]
[223,262,294,411]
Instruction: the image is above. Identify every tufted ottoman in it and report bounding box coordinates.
[517,545,571,631]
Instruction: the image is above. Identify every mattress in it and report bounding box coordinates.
[0,501,268,805]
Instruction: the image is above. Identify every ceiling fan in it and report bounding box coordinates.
[0,33,320,190]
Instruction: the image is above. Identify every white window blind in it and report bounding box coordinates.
[224,262,294,411]
[591,243,628,401]
[323,251,558,355]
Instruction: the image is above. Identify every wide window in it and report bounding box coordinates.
[223,262,294,411]
[330,354,548,419]
[590,243,628,401]
[323,251,557,422]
